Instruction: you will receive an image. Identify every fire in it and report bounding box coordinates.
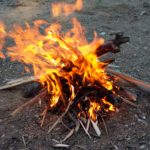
[102,97,115,112]
[51,0,83,17]
[0,0,116,122]
[88,102,101,122]
[0,22,6,57]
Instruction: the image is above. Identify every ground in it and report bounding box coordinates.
[0,0,150,150]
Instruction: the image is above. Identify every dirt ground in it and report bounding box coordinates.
[0,0,150,149]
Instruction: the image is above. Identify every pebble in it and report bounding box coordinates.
[100,32,106,36]
[114,145,119,150]
[126,136,131,141]
[139,144,146,149]
[1,134,5,138]
[140,10,147,16]
[141,115,146,120]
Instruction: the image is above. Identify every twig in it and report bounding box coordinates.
[91,120,101,137]
[118,95,138,107]
[122,90,137,101]
[62,129,75,142]
[52,143,70,148]
[86,119,90,131]
[79,119,91,139]
[101,116,109,137]
[75,145,86,150]
[22,136,26,147]
[48,101,72,133]
[40,106,48,127]
[61,120,71,131]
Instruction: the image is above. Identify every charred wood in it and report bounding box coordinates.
[96,33,129,56]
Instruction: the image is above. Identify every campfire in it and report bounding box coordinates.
[0,0,150,146]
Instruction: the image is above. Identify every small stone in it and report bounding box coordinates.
[139,144,146,149]
[140,10,147,16]
[1,134,5,138]
[126,136,131,141]
[142,115,146,120]
[100,32,106,36]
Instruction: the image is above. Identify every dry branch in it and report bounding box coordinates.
[48,101,72,133]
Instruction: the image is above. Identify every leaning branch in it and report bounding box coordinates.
[107,68,150,93]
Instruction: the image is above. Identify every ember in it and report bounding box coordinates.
[1,0,149,143]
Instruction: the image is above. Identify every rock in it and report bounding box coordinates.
[140,10,147,16]
[139,144,146,149]
[100,31,106,36]
[139,142,146,149]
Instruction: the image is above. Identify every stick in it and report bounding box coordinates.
[91,120,101,137]
[118,95,138,107]
[79,119,91,139]
[122,90,137,101]
[107,68,150,93]
[48,101,72,133]
[11,88,47,116]
[62,129,75,142]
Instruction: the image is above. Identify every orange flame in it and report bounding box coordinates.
[102,97,115,112]
[88,102,101,122]
[51,0,83,17]
[0,22,6,56]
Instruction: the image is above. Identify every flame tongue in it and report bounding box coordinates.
[0,0,116,122]
[51,0,83,17]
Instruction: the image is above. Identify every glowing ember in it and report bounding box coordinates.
[0,0,118,122]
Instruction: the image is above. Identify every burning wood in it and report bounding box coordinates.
[0,0,149,143]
